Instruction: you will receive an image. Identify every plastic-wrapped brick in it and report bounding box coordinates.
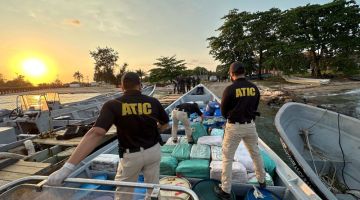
[247,172,274,186]
[211,146,223,161]
[210,161,248,183]
[90,154,120,172]
[197,136,222,146]
[171,143,192,161]
[190,144,210,160]
[160,156,178,176]
[210,128,224,137]
[176,159,209,179]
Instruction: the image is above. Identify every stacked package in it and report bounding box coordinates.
[247,172,274,186]
[179,136,190,144]
[210,161,248,183]
[260,150,276,177]
[234,142,255,172]
[90,154,120,172]
[190,123,208,143]
[210,128,224,137]
[171,143,192,161]
[190,144,211,160]
[160,156,178,176]
[197,136,222,146]
[176,159,210,179]
[211,146,223,161]
[161,145,176,154]
[233,142,277,175]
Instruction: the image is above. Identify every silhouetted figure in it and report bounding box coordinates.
[179,76,186,94]
[186,77,192,92]
[172,79,178,94]
[196,76,200,85]
[191,77,196,87]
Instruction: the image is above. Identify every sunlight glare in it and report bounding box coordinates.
[22,59,46,77]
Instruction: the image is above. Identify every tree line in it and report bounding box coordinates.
[90,47,213,85]
[208,0,360,78]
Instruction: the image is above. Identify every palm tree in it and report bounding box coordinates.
[73,71,84,84]
[135,69,146,81]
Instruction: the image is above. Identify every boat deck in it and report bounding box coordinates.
[0,126,118,186]
[32,126,117,146]
[0,160,51,185]
[159,94,182,106]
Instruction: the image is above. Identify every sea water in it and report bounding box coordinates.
[0,93,100,110]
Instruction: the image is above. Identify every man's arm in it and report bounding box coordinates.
[46,101,115,185]
[67,127,107,165]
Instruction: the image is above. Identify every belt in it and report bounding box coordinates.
[227,119,252,124]
[124,145,152,154]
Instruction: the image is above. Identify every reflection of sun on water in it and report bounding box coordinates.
[22,59,46,77]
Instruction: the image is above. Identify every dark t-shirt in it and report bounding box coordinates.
[94,90,169,149]
[221,78,260,123]
[176,103,203,117]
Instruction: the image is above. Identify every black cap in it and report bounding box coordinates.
[121,72,140,88]
[229,62,245,74]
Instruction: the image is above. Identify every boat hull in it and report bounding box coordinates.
[275,102,360,200]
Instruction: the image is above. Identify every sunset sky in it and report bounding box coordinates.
[0,0,329,85]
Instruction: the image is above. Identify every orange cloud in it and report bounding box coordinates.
[63,19,81,26]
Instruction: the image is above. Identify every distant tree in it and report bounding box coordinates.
[115,63,128,85]
[90,47,118,84]
[192,66,209,76]
[4,74,33,87]
[245,8,282,79]
[73,71,83,84]
[207,10,256,71]
[150,55,186,83]
[135,69,146,81]
[0,73,4,85]
[52,78,62,87]
[279,0,360,77]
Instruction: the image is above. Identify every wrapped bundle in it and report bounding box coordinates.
[90,154,120,172]
[190,144,211,160]
[176,159,210,179]
[171,143,192,161]
[197,136,222,146]
[210,161,248,183]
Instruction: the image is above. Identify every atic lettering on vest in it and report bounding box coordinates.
[122,103,152,116]
[235,87,256,97]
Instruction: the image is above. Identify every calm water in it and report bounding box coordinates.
[0,93,101,110]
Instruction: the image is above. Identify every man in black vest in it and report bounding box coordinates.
[47,72,169,199]
[215,62,266,199]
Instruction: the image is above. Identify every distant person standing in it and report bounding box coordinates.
[179,76,186,94]
[186,77,192,92]
[171,103,203,144]
[196,76,200,85]
[191,77,196,87]
[172,79,178,94]
[215,62,266,199]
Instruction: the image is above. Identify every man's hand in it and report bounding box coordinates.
[158,123,170,133]
[46,162,76,186]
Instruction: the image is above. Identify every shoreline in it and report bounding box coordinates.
[204,79,360,106]
[0,86,120,96]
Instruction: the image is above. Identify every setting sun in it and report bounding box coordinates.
[22,59,46,77]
